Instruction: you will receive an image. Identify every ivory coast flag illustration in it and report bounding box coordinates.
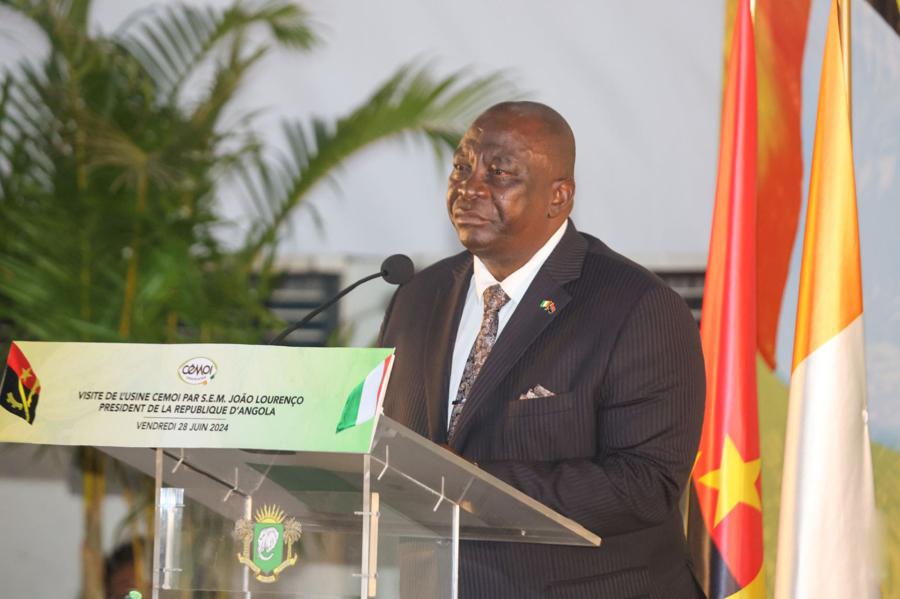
[336,354,394,432]
[774,1,877,597]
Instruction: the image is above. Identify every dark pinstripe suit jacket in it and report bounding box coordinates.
[379,222,706,599]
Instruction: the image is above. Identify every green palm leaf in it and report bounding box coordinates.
[119,0,317,102]
[1,0,93,61]
[0,70,56,192]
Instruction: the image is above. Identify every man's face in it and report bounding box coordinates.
[446,113,559,265]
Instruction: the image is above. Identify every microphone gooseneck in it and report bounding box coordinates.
[269,254,415,346]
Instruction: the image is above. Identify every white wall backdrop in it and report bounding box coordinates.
[209,1,725,265]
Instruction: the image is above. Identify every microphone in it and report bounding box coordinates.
[380,253,415,285]
[269,254,414,345]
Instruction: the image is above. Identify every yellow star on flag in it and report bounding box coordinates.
[19,367,31,383]
[697,435,761,526]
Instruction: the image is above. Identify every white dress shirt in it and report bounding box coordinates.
[446,221,568,424]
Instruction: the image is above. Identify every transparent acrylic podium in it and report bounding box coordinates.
[104,416,600,599]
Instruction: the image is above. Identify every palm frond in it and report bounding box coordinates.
[0,69,56,197]
[234,518,253,541]
[242,63,510,259]
[119,0,317,101]
[79,114,182,192]
[0,3,507,348]
[283,518,302,543]
[0,0,94,64]
[245,0,318,48]
[184,43,267,135]
[0,75,18,190]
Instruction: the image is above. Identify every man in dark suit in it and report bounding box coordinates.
[379,101,705,598]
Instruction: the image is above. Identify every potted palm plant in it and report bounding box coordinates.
[0,1,505,596]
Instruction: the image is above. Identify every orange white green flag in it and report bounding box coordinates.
[774,0,878,596]
[336,354,394,432]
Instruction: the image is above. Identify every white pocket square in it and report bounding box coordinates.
[518,384,555,400]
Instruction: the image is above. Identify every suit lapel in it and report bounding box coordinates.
[423,255,472,443]
[448,222,588,450]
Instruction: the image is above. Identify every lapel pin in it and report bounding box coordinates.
[539,300,557,314]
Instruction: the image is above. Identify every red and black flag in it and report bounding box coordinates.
[1,342,42,425]
[686,0,765,597]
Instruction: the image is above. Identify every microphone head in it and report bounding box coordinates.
[381,254,415,285]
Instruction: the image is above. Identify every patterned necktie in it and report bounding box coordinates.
[448,284,510,438]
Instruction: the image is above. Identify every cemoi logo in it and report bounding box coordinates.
[178,357,217,385]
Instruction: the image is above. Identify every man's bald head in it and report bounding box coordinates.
[473,101,576,179]
[446,101,577,280]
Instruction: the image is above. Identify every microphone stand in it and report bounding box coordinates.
[268,272,383,346]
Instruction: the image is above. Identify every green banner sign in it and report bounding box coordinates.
[0,342,394,453]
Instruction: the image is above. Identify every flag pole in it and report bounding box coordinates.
[838,0,852,127]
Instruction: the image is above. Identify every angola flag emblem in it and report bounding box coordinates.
[1,342,41,425]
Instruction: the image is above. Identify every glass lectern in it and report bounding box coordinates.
[104,416,600,599]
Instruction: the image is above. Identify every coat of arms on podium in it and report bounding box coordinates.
[235,504,302,583]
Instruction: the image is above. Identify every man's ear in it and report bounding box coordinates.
[548,178,575,218]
